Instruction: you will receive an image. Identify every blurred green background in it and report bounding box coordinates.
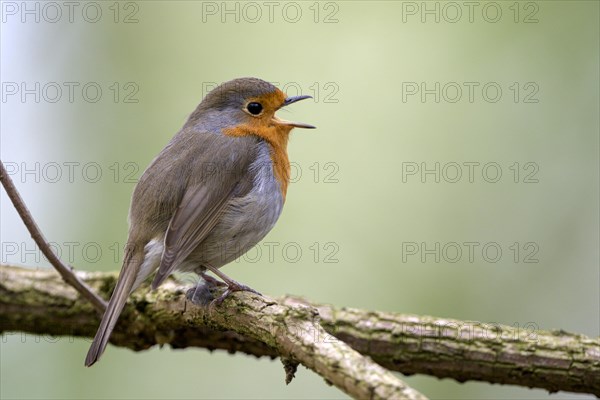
[1,1,598,399]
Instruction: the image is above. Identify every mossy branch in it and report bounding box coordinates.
[1,264,598,397]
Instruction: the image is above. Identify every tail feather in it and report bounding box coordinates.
[85,253,140,367]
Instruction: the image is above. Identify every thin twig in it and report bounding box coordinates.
[0,160,107,312]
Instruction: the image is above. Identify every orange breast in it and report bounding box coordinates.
[223,124,291,201]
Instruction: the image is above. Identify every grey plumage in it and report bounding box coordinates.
[85,79,288,367]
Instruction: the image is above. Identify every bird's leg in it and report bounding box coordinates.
[200,272,226,288]
[203,264,262,305]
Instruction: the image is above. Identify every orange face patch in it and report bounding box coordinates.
[222,89,293,200]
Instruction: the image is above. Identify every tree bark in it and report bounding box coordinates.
[1,264,598,397]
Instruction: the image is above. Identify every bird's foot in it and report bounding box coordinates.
[213,279,262,306]
[201,264,262,306]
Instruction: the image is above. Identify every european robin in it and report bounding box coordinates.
[85,77,315,366]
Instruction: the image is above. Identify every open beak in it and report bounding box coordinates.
[274,95,316,129]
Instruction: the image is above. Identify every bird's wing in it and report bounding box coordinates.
[151,180,240,289]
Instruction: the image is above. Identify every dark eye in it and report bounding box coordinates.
[246,102,263,115]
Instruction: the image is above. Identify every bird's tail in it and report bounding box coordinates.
[85,249,141,367]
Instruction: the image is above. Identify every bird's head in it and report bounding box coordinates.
[191,77,315,137]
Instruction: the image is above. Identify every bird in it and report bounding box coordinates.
[85,77,315,366]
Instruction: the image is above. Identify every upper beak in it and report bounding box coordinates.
[283,95,313,106]
[275,95,316,129]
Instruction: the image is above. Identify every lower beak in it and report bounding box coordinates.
[274,95,316,129]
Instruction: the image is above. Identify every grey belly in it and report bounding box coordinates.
[186,186,284,269]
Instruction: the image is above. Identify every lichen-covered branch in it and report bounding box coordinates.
[1,264,598,397]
